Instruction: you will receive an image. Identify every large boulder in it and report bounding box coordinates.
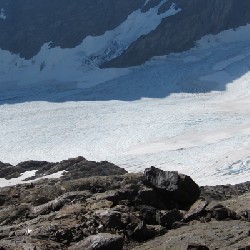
[144,167,200,209]
[156,209,183,228]
[131,221,156,242]
[184,200,208,222]
[68,233,124,250]
[205,202,240,221]
[136,205,157,225]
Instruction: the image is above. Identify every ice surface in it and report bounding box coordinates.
[0,24,249,187]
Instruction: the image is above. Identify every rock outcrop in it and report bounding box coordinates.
[144,166,200,209]
[0,0,145,59]
[103,0,250,67]
[0,157,249,249]
[0,156,127,180]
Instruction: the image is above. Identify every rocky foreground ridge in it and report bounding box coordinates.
[0,157,249,249]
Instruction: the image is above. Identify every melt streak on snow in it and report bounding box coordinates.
[0,16,249,185]
[0,8,6,20]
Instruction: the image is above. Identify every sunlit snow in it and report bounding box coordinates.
[0,170,67,187]
[0,18,249,186]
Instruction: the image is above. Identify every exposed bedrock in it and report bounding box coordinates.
[0,158,249,249]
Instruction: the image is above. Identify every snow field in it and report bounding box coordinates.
[0,18,250,186]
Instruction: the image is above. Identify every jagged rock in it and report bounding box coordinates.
[184,200,208,222]
[0,159,249,250]
[49,157,127,180]
[94,210,122,230]
[156,209,183,228]
[87,199,113,211]
[201,182,250,202]
[68,233,124,250]
[240,210,250,222]
[0,194,7,206]
[136,205,157,225]
[30,198,65,217]
[0,204,30,225]
[205,202,239,221]
[212,206,231,221]
[144,167,179,190]
[29,225,55,240]
[131,221,155,242]
[8,231,15,237]
[55,228,73,243]
[144,167,200,209]
[0,156,127,182]
[0,162,14,179]
[17,160,53,171]
[30,191,90,217]
[137,187,167,209]
[104,0,250,68]
[105,188,138,205]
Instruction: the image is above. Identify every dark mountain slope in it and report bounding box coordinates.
[0,0,250,67]
[103,0,250,67]
[0,0,145,58]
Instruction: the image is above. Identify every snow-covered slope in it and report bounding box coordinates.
[0,24,249,186]
[0,1,180,89]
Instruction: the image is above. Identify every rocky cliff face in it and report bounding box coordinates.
[104,0,250,67]
[0,0,145,58]
[0,0,250,67]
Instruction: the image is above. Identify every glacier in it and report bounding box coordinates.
[0,17,249,186]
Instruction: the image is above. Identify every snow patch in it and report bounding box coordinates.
[0,8,6,20]
[0,170,37,187]
[0,170,67,187]
[79,1,180,62]
[196,24,250,49]
[143,0,151,7]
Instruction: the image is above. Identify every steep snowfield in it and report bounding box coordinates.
[0,22,249,186]
[0,1,180,87]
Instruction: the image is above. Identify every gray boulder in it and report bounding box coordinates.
[184,200,208,222]
[68,233,124,250]
[144,167,200,209]
[156,209,183,228]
